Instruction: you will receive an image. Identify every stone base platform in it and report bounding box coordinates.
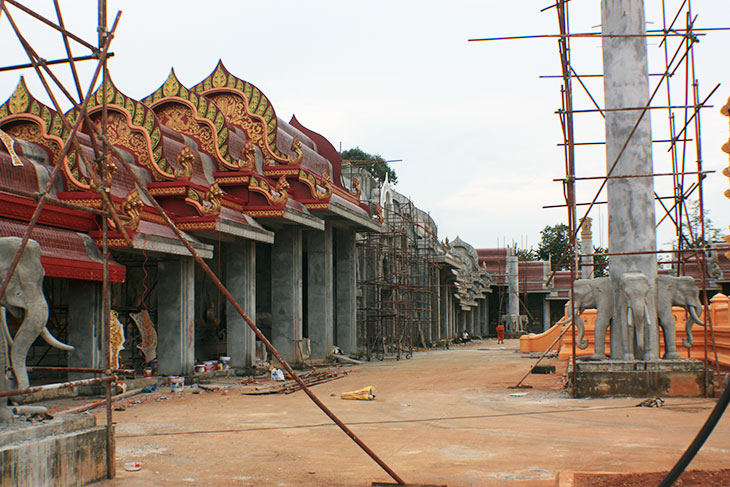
[1,414,109,486]
[569,359,709,397]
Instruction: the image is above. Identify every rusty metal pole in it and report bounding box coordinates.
[555,0,579,395]
[98,0,115,477]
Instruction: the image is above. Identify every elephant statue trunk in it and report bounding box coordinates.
[682,305,708,348]
[555,308,589,350]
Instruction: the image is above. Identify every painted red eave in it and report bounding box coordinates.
[289,114,345,189]
[0,217,125,282]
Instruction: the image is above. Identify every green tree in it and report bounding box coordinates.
[537,223,572,270]
[515,247,537,261]
[681,199,724,247]
[340,147,397,185]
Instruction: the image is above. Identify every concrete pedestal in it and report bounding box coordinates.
[271,227,303,364]
[335,230,357,354]
[305,226,333,360]
[67,281,103,380]
[157,257,195,375]
[0,414,108,486]
[225,241,256,368]
[571,360,708,397]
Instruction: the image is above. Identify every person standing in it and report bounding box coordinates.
[496,323,505,344]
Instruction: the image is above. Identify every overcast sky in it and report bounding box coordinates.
[1,1,728,251]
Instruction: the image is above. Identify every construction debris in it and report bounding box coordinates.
[637,397,665,408]
[241,368,350,395]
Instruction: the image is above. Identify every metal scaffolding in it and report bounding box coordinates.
[358,198,439,361]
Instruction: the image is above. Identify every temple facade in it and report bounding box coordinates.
[0,63,491,377]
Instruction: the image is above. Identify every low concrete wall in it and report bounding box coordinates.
[0,414,108,486]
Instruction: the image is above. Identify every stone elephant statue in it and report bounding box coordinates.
[567,277,613,359]
[656,275,706,356]
[619,272,658,361]
[0,237,74,391]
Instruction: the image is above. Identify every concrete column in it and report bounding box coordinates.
[271,227,303,364]
[602,0,658,359]
[506,250,519,317]
[305,225,333,360]
[225,241,256,368]
[480,300,488,336]
[67,281,103,380]
[158,257,195,375]
[440,276,448,339]
[580,217,594,280]
[543,296,551,332]
[335,230,357,353]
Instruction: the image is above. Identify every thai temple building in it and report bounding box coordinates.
[0,63,495,378]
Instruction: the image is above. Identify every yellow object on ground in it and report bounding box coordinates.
[340,386,376,400]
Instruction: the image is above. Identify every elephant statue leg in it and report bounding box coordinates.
[657,306,682,359]
[0,307,11,423]
[682,305,707,349]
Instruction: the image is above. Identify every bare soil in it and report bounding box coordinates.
[86,339,729,487]
[575,468,730,486]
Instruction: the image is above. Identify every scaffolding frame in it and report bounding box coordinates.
[471,0,725,390]
[358,198,439,361]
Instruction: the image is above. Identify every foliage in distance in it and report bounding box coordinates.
[340,147,397,185]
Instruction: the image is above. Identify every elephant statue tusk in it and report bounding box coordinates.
[683,305,707,348]
[40,327,74,351]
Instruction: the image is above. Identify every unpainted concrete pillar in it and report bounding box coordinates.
[506,250,519,317]
[543,296,551,332]
[335,229,357,353]
[157,256,195,375]
[225,241,256,368]
[602,0,658,359]
[67,281,103,380]
[305,225,333,360]
[271,227,303,364]
[580,217,594,280]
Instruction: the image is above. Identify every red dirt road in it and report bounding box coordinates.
[94,339,729,487]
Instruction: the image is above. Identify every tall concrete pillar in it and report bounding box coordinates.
[543,296,551,332]
[305,225,333,360]
[602,0,658,359]
[67,281,103,380]
[436,269,444,341]
[506,249,519,333]
[440,277,448,339]
[158,256,195,375]
[271,227,303,364]
[480,300,488,336]
[335,229,357,353]
[506,251,519,316]
[225,241,256,368]
[580,217,595,280]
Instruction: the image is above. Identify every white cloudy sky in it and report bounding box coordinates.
[1,1,728,251]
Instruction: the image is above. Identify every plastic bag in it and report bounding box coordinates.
[271,368,285,381]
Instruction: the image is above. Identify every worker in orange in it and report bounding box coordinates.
[496,323,505,344]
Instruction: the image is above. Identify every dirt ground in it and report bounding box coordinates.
[90,339,729,487]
